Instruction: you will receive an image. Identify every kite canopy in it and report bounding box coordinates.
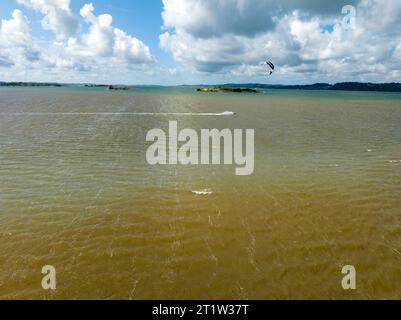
[265,61,275,76]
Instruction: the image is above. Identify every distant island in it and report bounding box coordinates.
[0,82,62,87]
[197,87,259,93]
[1,81,401,93]
[212,82,401,93]
[108,85,132,90]
[84,84,108,88]
[0,82,133,91]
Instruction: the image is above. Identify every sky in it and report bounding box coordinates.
[0,0,400,85]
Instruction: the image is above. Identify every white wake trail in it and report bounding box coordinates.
[1,112,236,116]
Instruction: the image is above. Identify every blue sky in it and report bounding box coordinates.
[66,1,174,67]
[0,0,186,84]
[0,0,178,71]
[0,1,163,49]
[0,0,400,85]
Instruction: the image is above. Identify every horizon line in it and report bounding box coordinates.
[2,81,401,87]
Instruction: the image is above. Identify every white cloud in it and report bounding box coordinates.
[1,0,400,84]
[63,3,154,71]
[0,3,154,83]
[76,3,153,63]
[17,0,79,39]
[160,0,401,82]
[1,9,30,45]
[0,9,40,68]
[79,3,115,57]
[161,0,359,38]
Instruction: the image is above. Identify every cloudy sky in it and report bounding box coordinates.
[0,0,400,85]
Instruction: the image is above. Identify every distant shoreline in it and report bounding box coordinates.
[1,81,401,93]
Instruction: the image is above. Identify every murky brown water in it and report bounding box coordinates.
[0,87,400,299]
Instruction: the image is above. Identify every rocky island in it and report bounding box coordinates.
[196,87,259,93]
[108,85,133,90]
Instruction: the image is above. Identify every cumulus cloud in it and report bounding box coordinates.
[0,2,153,82]
[160,0,401,82]
[1,9,30,45]
[76,3,153,63]
[17,0,79,39]
[1,0,400,84]
[0,9,40,68]
[161,0,359,38]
